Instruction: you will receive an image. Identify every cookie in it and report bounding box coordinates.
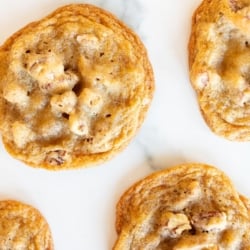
[240,194,250,214]
[0,4,154,170]
[189,0,250,140]
[0,200,53,249]
[113,163,250,249]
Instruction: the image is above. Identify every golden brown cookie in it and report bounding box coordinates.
[0,4,154,170]
[0,200,53,249]
[240,194,250,214]
[189,0,250,140]
[113,163,250,249]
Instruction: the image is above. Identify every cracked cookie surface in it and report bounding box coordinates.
[189,0,250,140]
[0,4,154,169]
[113,163,250,249]
[0,200,53,250]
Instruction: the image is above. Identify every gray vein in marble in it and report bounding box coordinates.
[135,125,164,171]
[136,139,158,171]
[137,138,190,171]
[136,125,189,171]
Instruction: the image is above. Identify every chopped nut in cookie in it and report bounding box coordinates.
[45,150,69,166]
[26,52,63,81]
[159,212,191,238]
[78,88,103,114]
[50,90,77,114]
[69,112,89,136]
[3,82,29,107]
[25,52,79,94]
[191,211,227,232]
[38,70,79,94]
[195,72,209,90]
[11,121,35,148]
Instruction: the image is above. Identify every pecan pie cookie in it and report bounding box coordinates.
[0,200,53,250]
[0,4,154,169]
[189,0,250,140]
[113,163,250,249]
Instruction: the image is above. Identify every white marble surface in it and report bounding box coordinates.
[0,0,249,249]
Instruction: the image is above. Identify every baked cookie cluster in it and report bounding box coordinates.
[0,4,154,170]
[0,1,249,250]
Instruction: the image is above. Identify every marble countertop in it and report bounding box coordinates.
[0,0,249,249]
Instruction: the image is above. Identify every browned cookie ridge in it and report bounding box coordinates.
[189,0,250,140]
[0,200,53,250]
[0,4,154,170]
[113,163,250,249]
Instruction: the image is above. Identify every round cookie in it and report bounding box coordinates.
[0,4,154,169]
[189,0,250,141]
[113,163,250,249]
[0,200,53,249]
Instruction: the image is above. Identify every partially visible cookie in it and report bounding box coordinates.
[113,163,250,249]
[240,194,250,214]
[0,4,154,170]
[189,0,250,140]
[0,200,53,250]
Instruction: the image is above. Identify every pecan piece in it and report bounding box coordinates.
[45,150,68,165]
[191,211,227,232]
[160,212,191,238]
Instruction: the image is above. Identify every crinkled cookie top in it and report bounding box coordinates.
[189,0,250,140]
[0,200,53,250]
[114,164,250,249]
[0,4,154,169]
